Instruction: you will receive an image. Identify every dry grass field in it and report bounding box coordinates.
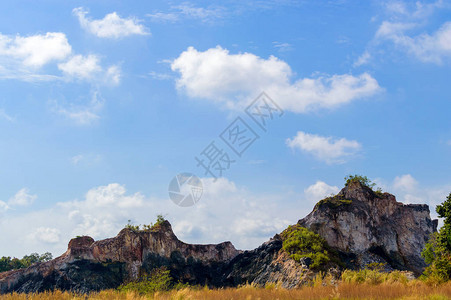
[2,282,451,300]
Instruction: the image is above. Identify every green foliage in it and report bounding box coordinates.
[315,195,352,210]
[117,267,188,295]
[125,220,140,232]
[155,214,165,225]
[341,264,410,285]
[0,252,53,273]
[125,215,167,233]
[421,193,451,284]
[344,174,385,196]
[345,174,376,189]
[365,262,385,271]
[436,193,451,252]
[280,224,340,270]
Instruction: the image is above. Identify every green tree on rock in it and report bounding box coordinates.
[422,193,451,283]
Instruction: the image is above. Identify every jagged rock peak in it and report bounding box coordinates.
[338,180,379,201]
[300,182,437,275]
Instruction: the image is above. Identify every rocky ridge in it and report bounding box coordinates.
[0,181,437,293]
[299,180,437,275]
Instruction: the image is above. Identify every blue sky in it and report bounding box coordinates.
[0,0,450,257]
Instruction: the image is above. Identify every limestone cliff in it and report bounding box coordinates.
[299,180,437,275]
[0,182,437,293]
[0,221,239,293]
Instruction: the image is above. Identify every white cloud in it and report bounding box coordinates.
[0,32,120,85]
[0,32,71,68]
[376,21,451,64]
[357,1,451,65]
[105,65,121,85]
[30,227,60,244]
[304,181,340,202]
[58,54,101,79]
[286,131,362,164]
[273,42,293,52]
[57,54,121,84]
[354,50,371,67]
[2,175,448,257]
[8,188,37,206]
[73,7,149,38]
[393,174,418,192]
[0,200,8,212]
[0,178,308,257]
[147,4,225,23]
[85,183,145,208]
[52,91,104,125]
[171,46,382,113]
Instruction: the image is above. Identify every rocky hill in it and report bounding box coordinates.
[0,181,437,293]
[299,180,437,275]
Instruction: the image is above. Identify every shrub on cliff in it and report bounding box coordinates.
[345,174,383,196]
[125,214,167,232]
[280,224,341,270]
[421,192,451,284]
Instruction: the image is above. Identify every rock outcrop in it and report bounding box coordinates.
[0,181,437,293]
[0,221,239,293]
[299,180,437,275]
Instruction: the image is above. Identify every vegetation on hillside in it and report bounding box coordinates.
[280,224,342,270]
[315,194,353,210]
[0,252,52,273]
[421,192,451,284]
[345,174,384,196]
[125,214,167,233]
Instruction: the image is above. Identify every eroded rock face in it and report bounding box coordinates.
[0,184,437,293]
[221,237,314,289]
[298,181,437,275]
[0,221,240,293]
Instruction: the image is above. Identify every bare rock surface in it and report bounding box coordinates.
[298,181,437,275]
[0,221,239,293]
[0,182,437,293]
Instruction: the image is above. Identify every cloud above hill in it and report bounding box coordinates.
[172,46,382,113]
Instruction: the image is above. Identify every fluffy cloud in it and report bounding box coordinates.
[0,178,307,257]
[30,227,61,244]
[286,131,362,164]
[57,54,121,84]
[376,21,451,64]
[8,188,37,206]
[171,46,382,112]
[1,176,448,257]
[393,174,418,192]
[58,54,101,79]
[304,181,340,202]
[0,32,120,86]
[0,32,71,68]
[73,7,149,38]
[356,1,451,65]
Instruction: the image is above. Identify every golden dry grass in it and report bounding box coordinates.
[2,281,451,300]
